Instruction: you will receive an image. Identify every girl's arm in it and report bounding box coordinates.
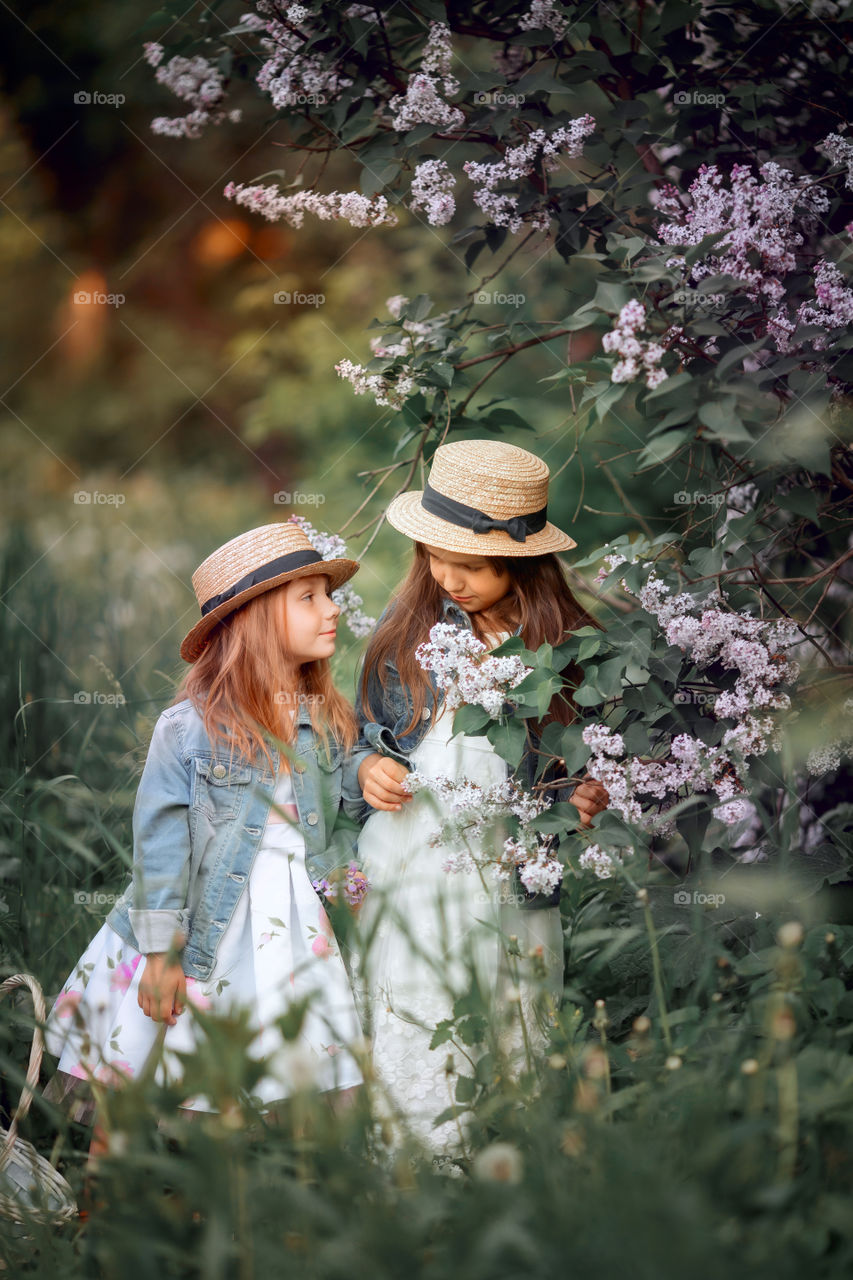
[127,712,193,957]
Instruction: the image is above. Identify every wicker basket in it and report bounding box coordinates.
[0,974,77,1225]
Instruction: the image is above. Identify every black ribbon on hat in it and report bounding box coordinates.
[421,482,547,544]
[200,549,325,616]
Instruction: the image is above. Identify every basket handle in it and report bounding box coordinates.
[0,973,47,1170]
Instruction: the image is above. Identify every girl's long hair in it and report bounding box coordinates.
[360,542,604,738]
[172,583,357,772]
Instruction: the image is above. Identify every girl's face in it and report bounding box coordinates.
[424,544,512,614]
[279,574,340,665]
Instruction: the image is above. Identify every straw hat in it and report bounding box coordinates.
[180,522,358,663]
[385,440,576,556]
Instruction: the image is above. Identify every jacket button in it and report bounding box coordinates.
[422,707,431,720]
[306,811,319,825]
[212,764,227,779]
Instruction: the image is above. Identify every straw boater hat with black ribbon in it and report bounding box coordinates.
[385,439,577,557]
[180,522,359,663]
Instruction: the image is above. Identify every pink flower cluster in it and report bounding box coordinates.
[583,563,803,833]
[251,1,354,110]
[463,116,596,232]
[144,44,242,138]
[655,160,831,308]
[415,622,532,717]
[312,861,370,908]
[602,300,668,389]
[287,515,376,637]
[401,771,562,894]
[409,159,457,226]
[223,181,398,229]
[389,23,464,132]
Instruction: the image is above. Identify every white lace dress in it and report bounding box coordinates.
[356,640,564,1160]
[44,768,364,1117]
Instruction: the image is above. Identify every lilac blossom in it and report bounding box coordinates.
[519,0,570,38]
[146,48,241,138]
[312,861,370,908]
[253,3,354,110]
[816,130,853,191]
[287,515,376,637]
[388,23,464,132]
[463,116,596,233]
[334,358,422,409]
[408,159,457,226]
[602,300,669,390]
[415,622,532,717]
[223,181,398,229]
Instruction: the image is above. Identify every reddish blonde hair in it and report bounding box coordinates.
[172,582,357,772]
[360,542,604,738]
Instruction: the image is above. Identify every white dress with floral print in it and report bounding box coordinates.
[44,769,364,1112]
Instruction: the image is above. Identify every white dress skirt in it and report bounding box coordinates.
[44,769,364,1118]
[356,680,564,1160]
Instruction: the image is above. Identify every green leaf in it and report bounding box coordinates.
[486,717,528,768]
[777,487,819,522]
[451,703,492,736]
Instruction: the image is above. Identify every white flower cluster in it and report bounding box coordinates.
[223,181,398,229]
[409,159,457,226]
[462,116,596,232]
[794,260,853,351]
[582,562,803,834]
[389,23,465,133]
[578,844,632,880]
[401,771,562,894]
[601,300,668,390]
[806,697,853,775]
[518,0,570,38]
[253,2,354,110]
[144,45,242,138]
[415,622,532,718]
[286,515,376,637]
[816,130,853,191]
[334,358,423,409]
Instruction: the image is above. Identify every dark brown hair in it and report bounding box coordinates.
[360,542,604,738]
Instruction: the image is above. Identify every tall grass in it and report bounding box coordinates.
[2,524,853,1278]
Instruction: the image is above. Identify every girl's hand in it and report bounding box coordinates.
[138,953,187,1025]
[358,753,412,811]
[569,771,610,828]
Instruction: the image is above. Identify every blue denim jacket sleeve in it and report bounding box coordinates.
[127,712,193,953]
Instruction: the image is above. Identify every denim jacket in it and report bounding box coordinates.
[352,597,564,907]
[106,698,362,980]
